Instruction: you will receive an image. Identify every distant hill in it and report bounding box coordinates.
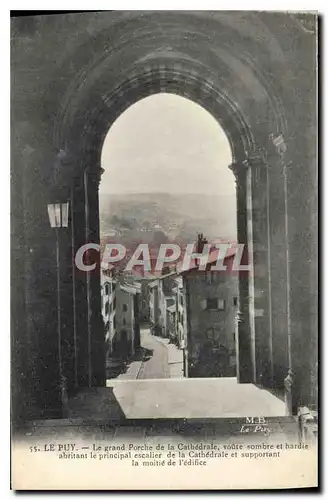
[99,192,237,244]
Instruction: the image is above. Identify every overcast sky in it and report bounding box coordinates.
[100,93,235,197]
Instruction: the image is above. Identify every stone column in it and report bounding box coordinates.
[56,212,74,403]
[246,151,274,388]
[266,137,290,392]
[83,167,106,387]
[83,169,93,387]
[72,175,89,388]
[270,134,294,413]
[229,160,254,383]
[70,186,78,389]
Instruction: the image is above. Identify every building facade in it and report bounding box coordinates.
[181,259,238,378]
[101,270,117,359]
[135,277,151,323]
[149,273,176,337]
[172,275,188,349]
[115,282,141,358]
[149,280,159,334]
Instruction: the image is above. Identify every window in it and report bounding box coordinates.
[202,298,225,311]
[123,318,126,325]
[207,298,218,310]
[233,297,238,307]
[105,302,109,315]
[123,304,128,312]
[105,284,109,295]
[217,299,225,310]
[112,282,116,291]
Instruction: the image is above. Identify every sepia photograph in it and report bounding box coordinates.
[10,8,318,490]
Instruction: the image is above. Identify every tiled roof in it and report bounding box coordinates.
[178,245,238,275]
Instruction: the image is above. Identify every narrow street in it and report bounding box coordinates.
[137,327,170,379]
[108,326,184,381]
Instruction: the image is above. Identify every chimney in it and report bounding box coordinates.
[195,233,208,268]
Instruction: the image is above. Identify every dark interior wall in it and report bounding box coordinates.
[11,76,63,418]
[11,11,317,421]
[269,29,317,411]
[11,140,31,423]
[286,37,317,410]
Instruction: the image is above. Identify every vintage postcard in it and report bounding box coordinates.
[11,10,318,490]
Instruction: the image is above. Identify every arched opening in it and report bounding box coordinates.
[99,93,238,382]
[49,57,294,420]
[12,12,318,425]
[60,65,265,421]
[58,62,290,419]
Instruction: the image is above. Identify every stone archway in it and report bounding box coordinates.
[11,11,317,421]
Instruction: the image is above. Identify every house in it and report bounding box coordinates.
[134,276,152,322]
[179,247,239,378]
[148,271,176,337]
[172,275,188,349]
[115,280,141,358]
[167,303,177,341]
[149,279,159,334]
[101,269,117,358]
[161,295,176,338]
